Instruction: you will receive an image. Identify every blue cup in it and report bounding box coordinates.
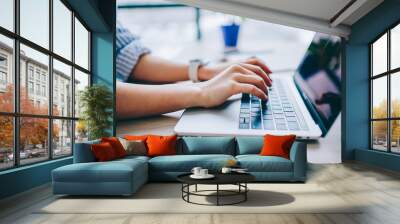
[221,23,240,48]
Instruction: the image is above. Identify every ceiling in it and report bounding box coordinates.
[173,0,384,37]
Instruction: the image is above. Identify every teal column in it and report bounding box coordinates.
[91,32,115,136]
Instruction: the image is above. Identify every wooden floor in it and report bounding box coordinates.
[1,162,400,224]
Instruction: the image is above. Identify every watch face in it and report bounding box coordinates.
[190,59,202,63]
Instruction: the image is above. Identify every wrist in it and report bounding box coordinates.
[186,83,208,108]
[197,66,213,81]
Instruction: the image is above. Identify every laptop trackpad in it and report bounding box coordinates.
[174,97,241,135]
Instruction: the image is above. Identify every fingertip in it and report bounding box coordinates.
[265,65,272,74]
[262,93,268,100]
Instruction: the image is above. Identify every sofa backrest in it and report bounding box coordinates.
[178,136,236,155]
[73,139,100,163]
[74,136,274,161]
[236,136,263,155]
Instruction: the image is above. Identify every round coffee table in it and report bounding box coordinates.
[177,173,255,206]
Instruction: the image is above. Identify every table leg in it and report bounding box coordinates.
[195,184,198,192]
[187,184,190,202]
[217,184,219,206]
[245,183,247,201]
[181,184,183,199]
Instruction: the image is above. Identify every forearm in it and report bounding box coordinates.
[131,54,214,83]
[116,82,203,119]
[131,54,189,83]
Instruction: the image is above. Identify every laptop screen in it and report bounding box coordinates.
[293,33,341,132]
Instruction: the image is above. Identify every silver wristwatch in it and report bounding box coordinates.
[188,59,208,83]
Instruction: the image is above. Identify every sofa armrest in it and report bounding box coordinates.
[289,141,307,181]
[73,140,100,163]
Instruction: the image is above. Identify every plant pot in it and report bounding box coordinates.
[221,23,240,48]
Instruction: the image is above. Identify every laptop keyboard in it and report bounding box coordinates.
[239,79,308,131]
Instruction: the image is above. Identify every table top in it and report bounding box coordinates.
[177,172,255,185]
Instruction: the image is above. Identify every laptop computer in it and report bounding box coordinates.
[174,33,342,139]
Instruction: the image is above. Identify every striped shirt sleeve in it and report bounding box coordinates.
[116,22,150,82]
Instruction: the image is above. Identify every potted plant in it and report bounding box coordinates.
[79,84,113,140]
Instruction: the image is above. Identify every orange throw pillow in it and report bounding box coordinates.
[146,135,177,157]
[91,142,117,162]
[101,137,126,158]
[124,135,148,141]
[259,134,296,159]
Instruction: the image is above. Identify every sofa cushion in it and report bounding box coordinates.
[53,158,147,183]
[180,137,235,155]
[149,154,235,172]
[236,137,263,155]
[101,137,127,158]
[119,138,147,156]
[236,155,293,172]
[115,155,150,164]
[147,135,177,157]
[91,142,118,162]
[260,134,296,159]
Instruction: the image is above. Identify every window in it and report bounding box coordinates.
[53,0,72,60]
[28,81,34,94]
[0,35,13,113]
[0,54,7,87]
[74,18,89,70]
[35,83,40,95]
[28,67,34,80]
[53,119,72,158]
[0,0,91,170]
[20,0,49,49]
[74,69,89,119]
[35,70,40,81]
[0,54,7,67]
[0,71,6,85]
[53,59,72,117]
[42,85,46,97]
[370,23,400,154]
[0,0,14,32]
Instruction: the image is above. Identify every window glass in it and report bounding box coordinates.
[53,0,72,60]
[74,18,89,70]
[20,0,49,49]
[391,72,400,118]
[74,69,89,118]
[0,0,92,169]
[372,121,388,151]
[391,120,400,153]
[75,120,88,143]
[372,33,387,76]
[19,117,49,165]
[0,35,14,113]
[20,44,49,115]
[53,59,72,117]
[53,119,72,157]
[0,116,14,170]
[372,77,387,119]
[391,24,400,70]
[0,0,14,31]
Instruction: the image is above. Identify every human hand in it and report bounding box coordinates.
[195,63,269,108]
[198,57,272,82]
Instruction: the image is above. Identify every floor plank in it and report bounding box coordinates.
[1,162,400,224]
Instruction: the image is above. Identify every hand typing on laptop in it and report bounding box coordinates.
[116,22,271,119]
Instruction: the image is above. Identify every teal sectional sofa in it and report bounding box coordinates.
[52,137,307,196]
